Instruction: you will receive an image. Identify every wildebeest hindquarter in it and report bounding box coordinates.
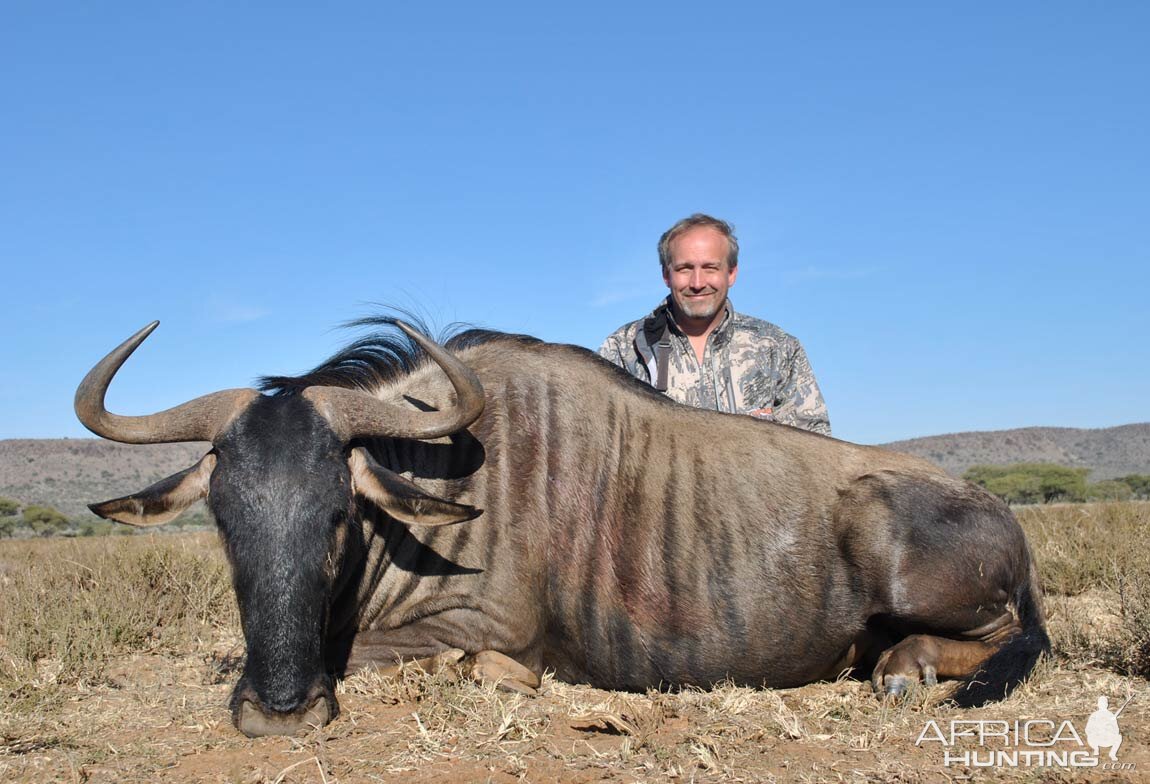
[830,469,1046,704]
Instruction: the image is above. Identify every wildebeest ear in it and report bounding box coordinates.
[89,453,216,526]
[349,448,480,527]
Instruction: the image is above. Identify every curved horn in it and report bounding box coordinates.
[75,321,259,444]
[304,321,485,441]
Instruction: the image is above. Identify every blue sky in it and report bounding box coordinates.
[2,3,1147,444]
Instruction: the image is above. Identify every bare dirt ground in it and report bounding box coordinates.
[2,504,1148,783]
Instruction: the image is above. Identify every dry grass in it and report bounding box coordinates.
[0,505,1147,782]
[1018,501,1150,677]
[0,534,236,720]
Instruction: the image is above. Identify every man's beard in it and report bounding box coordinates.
[674,290,725,320]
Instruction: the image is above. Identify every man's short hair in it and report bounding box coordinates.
[657,213,739,273]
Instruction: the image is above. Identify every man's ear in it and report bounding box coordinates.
[90,453,216,526]
[349,447,480,526]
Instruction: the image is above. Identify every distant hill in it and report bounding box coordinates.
[0,439,209,518]
[1,423,1148,518]
[881,423,1150,480]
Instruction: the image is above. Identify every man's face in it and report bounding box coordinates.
[663,226,738,322]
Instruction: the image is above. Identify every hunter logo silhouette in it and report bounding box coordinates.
[1085,695,1130,762]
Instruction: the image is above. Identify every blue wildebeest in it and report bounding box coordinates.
[76,319,1049,736]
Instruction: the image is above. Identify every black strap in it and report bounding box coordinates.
[642,309,673,392]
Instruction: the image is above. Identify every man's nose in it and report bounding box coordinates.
[689,269,705,289]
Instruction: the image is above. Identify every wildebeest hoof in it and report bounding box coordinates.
[461,650,541,696]
[878,674,909,698]
[871,634,946,698]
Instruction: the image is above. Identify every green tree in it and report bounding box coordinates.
[0,497,19,517]
[22,504,69,537]
[0,517,15,537]
[964,463,1090,504]
[996,473,1044,504]
[1033,465,1089,503]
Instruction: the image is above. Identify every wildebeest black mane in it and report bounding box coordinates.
[259,315,543,396]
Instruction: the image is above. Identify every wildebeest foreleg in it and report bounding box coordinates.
[354,647,468,678]
[459,650,541,695]
[348,647,540,694]
[870,613,1021,697]
[345,629,541,695]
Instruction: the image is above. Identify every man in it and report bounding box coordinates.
[599,213,831,436]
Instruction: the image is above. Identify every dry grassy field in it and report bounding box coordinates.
[2,503,1147,783]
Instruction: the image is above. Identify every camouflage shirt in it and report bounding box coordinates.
[598,298,832,436]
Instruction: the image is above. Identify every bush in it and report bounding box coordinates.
[0,497,19,517]
[176,510,215,530]
[1118,474,1150,499]
[22,505,70,537]
[78,520,115,537]
[1086,480,1134,502]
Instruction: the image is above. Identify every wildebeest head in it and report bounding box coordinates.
[75,322,485,736]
